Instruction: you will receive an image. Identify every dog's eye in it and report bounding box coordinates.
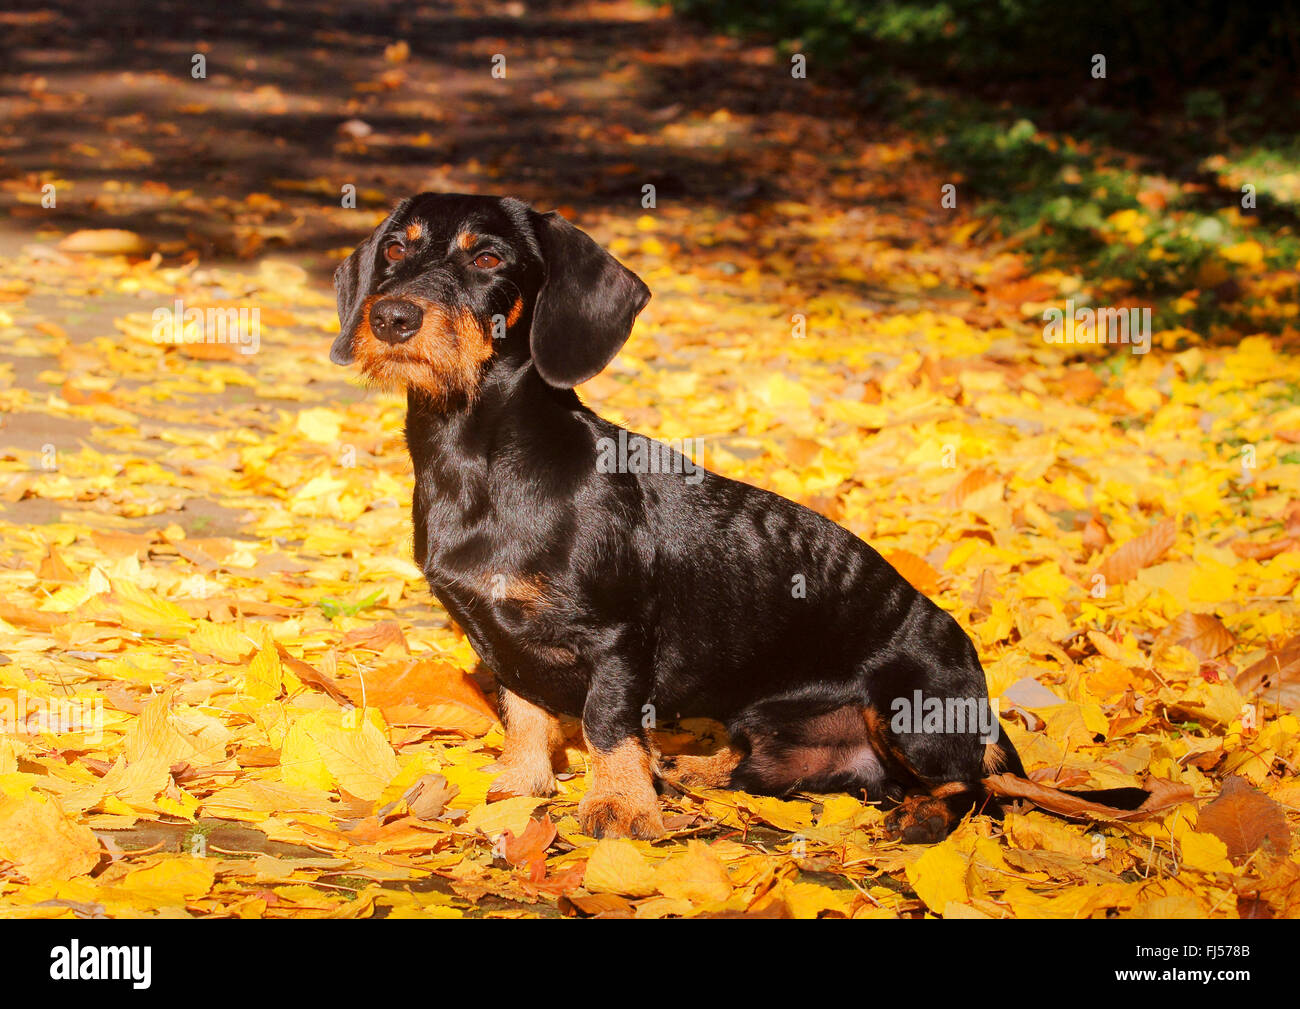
[472,252,502,269]
[384,242,407,263]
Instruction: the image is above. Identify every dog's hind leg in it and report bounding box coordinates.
[864,658,999,843]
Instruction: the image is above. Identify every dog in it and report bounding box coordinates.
[331,193,1148,841]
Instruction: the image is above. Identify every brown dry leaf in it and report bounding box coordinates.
[1002,848,1123,885]
[1197,776,1291,863]
[1095,518,1177,584]
[1232,535,1300,560]
[276,644,354,706]
[1235,635,1300,708]
[1081,514,1111,554]
[403,773,459,820]
[1159,611,1235,661]
[883,549,941,595]
[965,569,998,614]
[561,892,635,917]
[983,773,1193,822]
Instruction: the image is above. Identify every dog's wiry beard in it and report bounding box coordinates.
[351,295,493,403]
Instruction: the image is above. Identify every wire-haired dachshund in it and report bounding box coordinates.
[331,193,1147,841]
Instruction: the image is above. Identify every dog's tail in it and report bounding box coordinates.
[983,737,1149,811]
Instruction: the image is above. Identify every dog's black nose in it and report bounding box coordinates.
[370,298,423,344]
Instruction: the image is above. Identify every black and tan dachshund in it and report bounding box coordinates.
[331,193,1147,841]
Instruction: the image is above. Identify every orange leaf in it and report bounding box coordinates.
[941,468,1000,509]
[883,550,940,595]
[37,547,77,582]
[1197,776,1291,863]
[1159,611,1235,662]
[1095,518,1176,584]
[340,620,409,653]
[367,658,498,734]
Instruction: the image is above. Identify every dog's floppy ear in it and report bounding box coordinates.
[528,210,650,388]
[331,200,408,365]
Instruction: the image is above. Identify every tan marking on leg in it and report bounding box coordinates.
[488,687,563,799]
[578,734,664,840]
[929,780,972,799]
[657,747,743,788]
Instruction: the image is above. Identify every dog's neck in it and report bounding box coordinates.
[403,357,586,484]
[403,357,595,572]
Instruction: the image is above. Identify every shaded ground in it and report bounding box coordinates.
[0,0,1298,919]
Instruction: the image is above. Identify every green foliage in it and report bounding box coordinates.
[671,0,1300,332]
[670,0,1300,86]
[318,589,385,619]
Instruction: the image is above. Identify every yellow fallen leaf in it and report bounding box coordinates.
[0,794,100,883]
[466,796,546,838]
[584,838,657,897]
[243,627,282,701]
[906,839,970,914]
[654,841,732,904]
[121,856,217,904]
[296,407,343,444]
[1178,831,1234,874]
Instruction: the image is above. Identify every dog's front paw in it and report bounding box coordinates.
[486,761,557,800]
[578,793,665,840]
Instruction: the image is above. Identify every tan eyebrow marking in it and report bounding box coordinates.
[457,231,478,251]
[406,222,423,242]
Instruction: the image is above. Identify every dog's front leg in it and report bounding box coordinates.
[578,667,664,840]
[487,686,564,799]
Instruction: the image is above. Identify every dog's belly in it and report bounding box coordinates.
[729,704,890,797]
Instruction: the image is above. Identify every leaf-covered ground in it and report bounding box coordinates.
[0,0,1297,918]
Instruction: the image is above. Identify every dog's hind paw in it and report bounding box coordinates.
[884,792,966,844]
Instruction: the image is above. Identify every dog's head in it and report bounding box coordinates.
[331,193,650,401]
